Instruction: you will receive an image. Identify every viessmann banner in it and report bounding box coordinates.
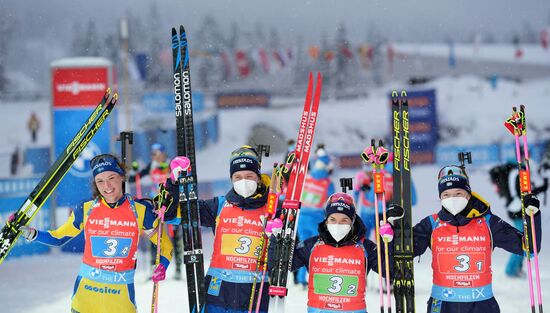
[52,67,109,108]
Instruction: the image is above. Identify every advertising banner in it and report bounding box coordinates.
[51,58,115,253]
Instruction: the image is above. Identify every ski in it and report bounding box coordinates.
[392,90,415,313]
[172,25,207,313]
[268,72,323,313]
[0,89,117,264]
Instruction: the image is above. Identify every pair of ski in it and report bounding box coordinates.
[155,25,208,313]
[504,105,544,313]
[392,90,415,313]
[263,72,323,313]
[0,89,118,265]
[361,139,393,313]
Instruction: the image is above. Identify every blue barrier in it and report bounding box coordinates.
[436,142,547,166]
[24,147,50,175]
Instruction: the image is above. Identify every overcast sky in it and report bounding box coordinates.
[1,0,550,86]
[3,0,550,43]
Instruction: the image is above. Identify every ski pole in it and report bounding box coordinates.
[248,164,279,313]
[518,105,543,313]
[362,140,385,313]
[151,184,167,313]
[505,107,538,313]
[374,140,393,313]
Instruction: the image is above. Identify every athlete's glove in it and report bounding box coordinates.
[386,204,405,226]
[265,218,284,236]
[379,223,394,242]
[524,194,540,216]
[153,185,174,217]
[8,214,37,241]
[19,226,37,241]
[152,264,166,283]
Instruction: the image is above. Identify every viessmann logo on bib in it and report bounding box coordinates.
[88,218,137,229]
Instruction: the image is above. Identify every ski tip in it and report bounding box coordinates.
[180,25,185,33]
[520,104,525,111]
[113,93,119,101]
[106,87,111,95]
[401,90,407,97]
[512,106,517,112]
[391,90,398,97]
[171,27,177,34]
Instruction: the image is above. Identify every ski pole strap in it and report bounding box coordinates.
[361,146,376,164]
[375,145,390,165]
[78,263,135,284]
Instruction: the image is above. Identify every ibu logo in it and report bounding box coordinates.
[70,142,101,178]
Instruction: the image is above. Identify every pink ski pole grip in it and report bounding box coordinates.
[170,156,191,182]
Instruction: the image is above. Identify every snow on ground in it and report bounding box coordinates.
[0,164,548,313]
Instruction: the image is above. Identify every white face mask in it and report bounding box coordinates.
[233,179,258,198]
[326,224,352,242]
[441,197,469,216]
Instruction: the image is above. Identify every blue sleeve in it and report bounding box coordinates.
[35,202,85,246]
[136,199,156,230]
[290,236,317,272]
[410,180,418,206]
[490,213,542,255]
[412,216,433,257]
[160,256,170,269]
[198,197,219,230]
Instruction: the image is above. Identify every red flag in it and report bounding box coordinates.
[515,48,524,59]
[308,46,320,60]
[220,52,231,78]
[272,50,285,67]
[324,50,335,62]
[259,48,270,73]
[541,28,549,50]
[340,45,353,59]
[235,50,250,78]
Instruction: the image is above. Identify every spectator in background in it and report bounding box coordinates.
[27,112,40,143]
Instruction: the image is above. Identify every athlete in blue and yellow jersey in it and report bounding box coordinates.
[18,154,173,313]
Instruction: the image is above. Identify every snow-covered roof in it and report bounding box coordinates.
[50,57,112,68]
